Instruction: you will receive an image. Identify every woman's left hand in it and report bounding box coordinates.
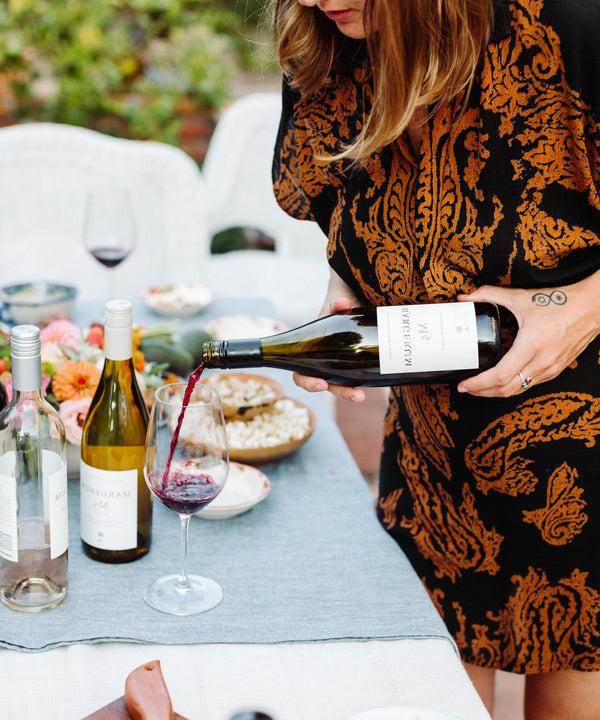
[455,279,600,398]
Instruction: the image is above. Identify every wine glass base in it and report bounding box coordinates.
[143,574,223,616]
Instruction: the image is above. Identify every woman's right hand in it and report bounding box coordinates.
[293,296,367,403]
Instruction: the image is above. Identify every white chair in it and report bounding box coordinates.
[0,122,208,300]
[202,93,330,326]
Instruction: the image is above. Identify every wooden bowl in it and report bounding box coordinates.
[228,398,317,465]
[202,372,285,421]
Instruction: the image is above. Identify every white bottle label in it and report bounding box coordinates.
[0,470,18,563]
[42,451,69,559]
[377,302,479,374]
[80,461,138,551]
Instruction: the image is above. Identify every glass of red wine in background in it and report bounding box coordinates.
[84,187,135,297]
[144,382,228,616]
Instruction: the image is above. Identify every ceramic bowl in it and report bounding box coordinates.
[206,315,288,340]
[227,398,316,465]
[346,708,460,720]
[142,284,214,318]
[195,462,271,520]
[0,282,77,325]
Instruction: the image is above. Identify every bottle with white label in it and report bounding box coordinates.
[80,300,152,563]
[201,302,501,387]
[0,325,68,612]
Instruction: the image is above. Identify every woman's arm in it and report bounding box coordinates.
[456,268,600,397]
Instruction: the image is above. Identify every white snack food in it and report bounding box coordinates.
[226,400,310,449]
[208,375,278,407]
[174,399,310,450]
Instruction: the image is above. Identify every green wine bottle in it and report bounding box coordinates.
[80,300,152,563]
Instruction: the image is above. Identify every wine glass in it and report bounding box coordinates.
[144,382,228,616]
[83,187,135,297]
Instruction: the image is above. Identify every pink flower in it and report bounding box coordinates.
[41,319,81,350]
[1,373,12,403]
[59,397,92,446]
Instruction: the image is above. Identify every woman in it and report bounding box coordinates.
[271,0,600,717]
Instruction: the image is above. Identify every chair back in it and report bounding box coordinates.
[203,93,327,260]
[0,122,208,300]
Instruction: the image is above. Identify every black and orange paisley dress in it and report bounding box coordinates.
[273,0,600,674]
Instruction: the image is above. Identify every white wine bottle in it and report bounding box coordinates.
[80,300,152,563]
[0,325,68,612]
[202,302,501,387]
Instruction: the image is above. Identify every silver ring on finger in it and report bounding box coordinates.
[517,371,532,390]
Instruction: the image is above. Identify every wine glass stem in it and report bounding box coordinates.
[107,268,115,300]
[175,514,192,592]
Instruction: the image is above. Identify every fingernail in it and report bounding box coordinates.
[351,392,363,402]
[457,386,467,393]
[313,380,327,391]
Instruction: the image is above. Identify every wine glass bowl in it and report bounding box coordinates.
[143,382,228,615]
[83,187,135,296]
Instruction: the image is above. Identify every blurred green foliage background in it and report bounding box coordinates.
[0,0,274,157]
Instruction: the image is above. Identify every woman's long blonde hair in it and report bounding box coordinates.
[274,0,493,160]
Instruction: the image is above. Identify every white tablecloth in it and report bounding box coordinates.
[0,639,490,720]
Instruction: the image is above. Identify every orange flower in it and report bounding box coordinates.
[132,349,145,372]
[53,360,100,401]
[132,327,143,350]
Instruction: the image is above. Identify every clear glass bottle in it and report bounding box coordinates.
[0,325,68,612]
[80,299,152,563]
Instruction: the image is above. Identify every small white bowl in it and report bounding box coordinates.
[346,709,460,720]
[207,315,288,340]
[195,462,270,520]
[142,284,214,318]
[0,282,77,325]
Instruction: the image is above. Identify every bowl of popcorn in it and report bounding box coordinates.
[201,372,316,464]
[204,373,284,421]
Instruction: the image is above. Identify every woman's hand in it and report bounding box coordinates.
[293,285,367,403]
[456,275,600,398]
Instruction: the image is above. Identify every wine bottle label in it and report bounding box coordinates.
[0,450,69,562]
[0,469,18,563]
[42,451,69,560]
[80,461,138,551]
[377,302,479,374]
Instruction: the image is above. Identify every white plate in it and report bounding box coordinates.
[346,709,460,720]
[195,462,270,520]
[142,284,213,317]
[207,315,288,340]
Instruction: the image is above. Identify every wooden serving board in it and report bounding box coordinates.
[83,696,188,719]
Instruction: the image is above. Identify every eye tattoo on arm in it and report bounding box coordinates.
[531,290,567,306]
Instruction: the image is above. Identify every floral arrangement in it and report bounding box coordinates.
[0,318,175,446]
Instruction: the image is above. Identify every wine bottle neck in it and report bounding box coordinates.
[104,325,132,361]
[12,388,44,404]
[11,355,42,393]
[202,339,263,369]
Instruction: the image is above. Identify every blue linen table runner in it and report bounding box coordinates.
[0,299,453,652]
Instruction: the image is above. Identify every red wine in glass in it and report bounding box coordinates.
[90,246,130,269]
[150,463,222,514]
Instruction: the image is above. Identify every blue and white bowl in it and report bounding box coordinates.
[0,282,77,325]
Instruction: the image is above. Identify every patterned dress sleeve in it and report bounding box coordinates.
[543,0,600,211]
[272,77,316,223]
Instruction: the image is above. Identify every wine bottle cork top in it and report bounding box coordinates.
[10,325,41,359]
[105,299,132,329]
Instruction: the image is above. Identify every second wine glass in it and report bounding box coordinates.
[84,187,135,297]
[144,383,228,616]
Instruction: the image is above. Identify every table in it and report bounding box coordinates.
[0,298,490,720]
